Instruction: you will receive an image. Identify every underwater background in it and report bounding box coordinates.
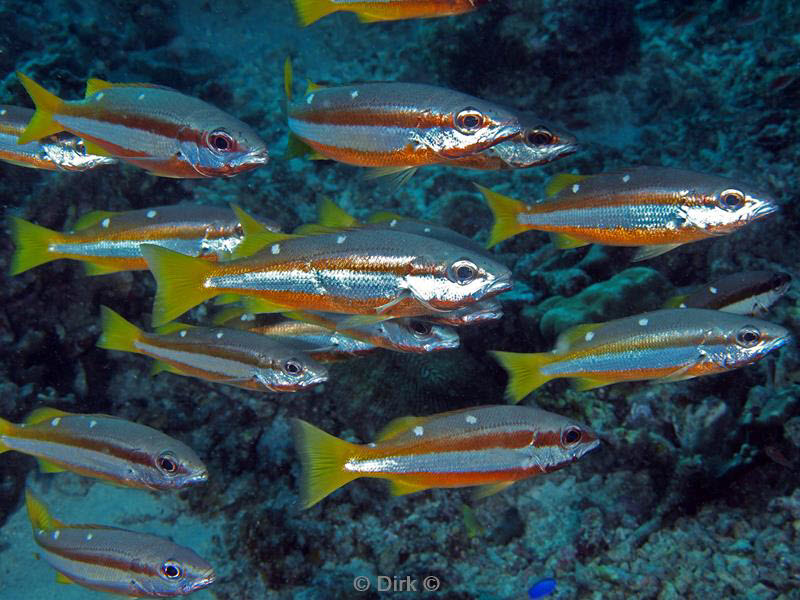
[1,0,800,598]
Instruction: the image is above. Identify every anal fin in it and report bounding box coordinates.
[389,479,431,496]
[472,481,514,500]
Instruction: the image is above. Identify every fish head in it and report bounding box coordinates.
[138,439,209,490]
[179,110,269,177]
[428,97,522,159]
[252,352,328,392]
[131,541,216,596]
[41,135,118,171]
[521,410,600,473]
[716,316,792,369]
[380,319,461,352]
[490,121,578,168]
[768,271,792,297]
[407,250,512,311]
[686,178,778,234]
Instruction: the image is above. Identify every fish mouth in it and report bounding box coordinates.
[485,277,513,296]
[751,201,778,220]
[186,469,210,485]
[190,569,217,591]
[234,147,270,168]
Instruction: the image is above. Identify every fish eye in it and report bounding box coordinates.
[736,325,761,347]
[526,127,555,146]
[284,359,303,376]
[157,452,178,474]
[207,129,235,152]
[454,108,484,134]
[561,426,582,446]
[160,561,183,580]
[448,260,478,285]
[719,189,745,210]
[74,140,87,156]
[409,320,432,336]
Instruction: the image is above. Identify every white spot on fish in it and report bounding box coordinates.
[216,332,224,339]
[572,184,580,193]
[709,286,718,294]
[101,218,110,228]
[622,174,631,183]
[390,219,398,227]
[585,331,595,342]
[241,313,255,322]
[89,419,97,428]
[639,318,649,326]
[0,109,6,116]
[51,417,61,427]
[86,533,93,541]
[413,426,424,436]
[146,210,157,218]
[367,442,376,448]
[138,93,146,101]
[271,243,280,255]
[52,530,60,540]
[38,529,44,536]
[337,235,346,244]
[180,330,187,337]
[306,93,314,104]
[679,303,687,308]
[465,414,477,424]
[95,92,104,101]
[350,90,358,99]
[424,227,431,233]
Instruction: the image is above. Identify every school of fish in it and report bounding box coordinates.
[2,2,792,597]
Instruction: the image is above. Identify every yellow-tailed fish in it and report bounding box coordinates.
[97,306,327,392]
[10,203,278,276]
[664,270,790,316]
[292,0,488,26]
[492,308,791,402]
[16,72,268,178]
[478,166,778,260]
[0,407,207,490]
[25,489,216,597]
[284,60,522,184]
[292,404,599,508]
[140,227,512,327]
[0,105,116,171]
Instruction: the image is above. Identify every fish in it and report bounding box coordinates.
[97,306,328,392]
[664,270,790,316]
[16,72,269,178]
[528,578,557,599]
[0,407,207,490]
[292,404,599,508]
[292,0,487,26]
[492,308,791,402]
[284,60,522,184]
[24,488,216,597]
[419,299,503,326]
[9,203,278,276]
[478,166,778,260]
[0,105,117,171]
[140,227,512,327]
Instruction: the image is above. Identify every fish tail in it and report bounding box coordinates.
[97,306,143,354]
[291,0,338,26]
[140,244,217,327]
[16,72,64,144]
[9,217,63,275]
[291,418,359,509]
[474,184,528,248]
[25,488,62,532]
[490,350,555,403]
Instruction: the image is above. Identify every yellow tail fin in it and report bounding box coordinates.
[140,245,218,327]
[9,217,63,275]
[16,72,65,144]
[474,184,528,248]
[291,418,360,509]
[25,488,64,532]
[97,306,143,354]
[490,351,555,403]
[291,0,337,26]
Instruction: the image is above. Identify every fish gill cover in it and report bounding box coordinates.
[0,0,799,598]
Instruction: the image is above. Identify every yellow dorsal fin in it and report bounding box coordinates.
[240,296,288,314]
[284,57,293,103]
[545,173,588,197]
[554,322,605,352]
[293,223,346,235]
[55,573,75,585]
[317,196,358,228]
[367,211,406,225]
[230,228,300,260]
[25,488,65,532]
[663,294,689,309]
[305,80,325,95]
[24,407,70,426]
[389,480,431,496]
[72,210,118,231]
[154,321,195,335]
[81,140,113,157]
[375,416,427,442]
[84,78,114,98]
